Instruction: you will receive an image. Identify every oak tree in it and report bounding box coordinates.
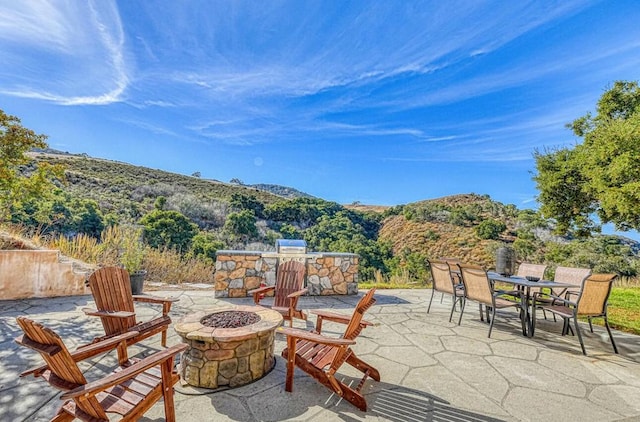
[534,81,640,235]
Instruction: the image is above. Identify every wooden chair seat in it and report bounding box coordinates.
[279,288,380,411]
[15,316,187,422]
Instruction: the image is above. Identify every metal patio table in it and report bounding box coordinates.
[487,272,573,337]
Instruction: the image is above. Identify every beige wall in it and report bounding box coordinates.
[0,250,91,300]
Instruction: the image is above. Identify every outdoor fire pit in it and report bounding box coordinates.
[174,305,283,389]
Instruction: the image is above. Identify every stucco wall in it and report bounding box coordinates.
[0,250,91,300]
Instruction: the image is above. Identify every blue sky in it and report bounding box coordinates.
[1,1,640,234]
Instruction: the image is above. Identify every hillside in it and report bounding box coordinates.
[378,194,518,268]
[28,152,287,226]
[19,151,640,280]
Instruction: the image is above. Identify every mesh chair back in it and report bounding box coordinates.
[429,260,456,294]
[459,264,493,305]
[577,274,617,316]
[554,266,591,289]
[516,263,547,279]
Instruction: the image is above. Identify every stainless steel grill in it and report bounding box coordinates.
[275,239,307,254]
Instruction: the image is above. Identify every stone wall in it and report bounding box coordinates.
[214,251,358,298]
[0,250,91,300]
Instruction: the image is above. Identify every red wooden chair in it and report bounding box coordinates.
[248,260,308,327]
[15,316,187,422]
[82,266,178,360]
[279,288,379,411]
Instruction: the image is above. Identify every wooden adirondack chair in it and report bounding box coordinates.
[248,260,308,327]
[82,267,178,358]
[279,288,380,411]
[15,316,187,422]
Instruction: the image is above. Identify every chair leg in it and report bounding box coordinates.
[603,316,619,354]
[50,409,74,422]
[488,306,497,338]
[161,359,177,422]
[561,318,569,336]
[448,299,456,322]
[588,317,594,333]
[531,303,537,333]
[457,298,466,326]
[574,314,587,355]
[346,353,381,381]
[479,304,484,322]
[427,288,436,313]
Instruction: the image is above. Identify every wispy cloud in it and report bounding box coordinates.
[0,0,128,105]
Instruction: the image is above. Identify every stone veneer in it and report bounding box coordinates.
[214,251,359,298]
[175,305,283,389]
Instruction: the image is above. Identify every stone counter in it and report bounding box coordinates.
[214,250,359,298]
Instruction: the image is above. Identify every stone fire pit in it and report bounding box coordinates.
[175,305,283,389]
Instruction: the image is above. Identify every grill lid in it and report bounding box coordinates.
[275,239,307,254]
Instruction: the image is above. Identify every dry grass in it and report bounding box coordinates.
[5,223,216,285]
[359,269,428,290]
[143,247,214,284]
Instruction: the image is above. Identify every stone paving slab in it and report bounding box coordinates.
[1,288,639,421]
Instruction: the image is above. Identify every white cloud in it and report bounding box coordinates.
[0,0,129,105]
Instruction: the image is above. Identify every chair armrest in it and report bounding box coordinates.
[82,308,136,319]
[533,291,574,306]
[311,310,374,329]
[60,343,188,400]
[495,289,521,297]
[277,327,356,346]
[565,291,580,299]
[19,331,140,378]
[287,288,308,299]
[494,290,522,302]
[247,285,275,295]
[132,295,178,304]
[248,285,275,304]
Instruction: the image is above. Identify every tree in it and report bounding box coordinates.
[188,232,224,264]
[229,192,265,218]
[139,209,198,252]
[224,209,258,241]
[191,171,201,178]
[534,81,640,234]
[475,219,506,240]
[0,109,63,220]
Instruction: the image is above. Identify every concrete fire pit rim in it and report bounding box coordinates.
[174,305,283,342]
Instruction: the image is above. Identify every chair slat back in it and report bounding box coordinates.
[87,267,137,336]
[429,260,455,294]
[459,264,493,305]
[343,288,377,341]
[15,317,108,420]
[554,266,591,289]
[274,260,306,309]
[516,263,547,279]
[577,274,617,316]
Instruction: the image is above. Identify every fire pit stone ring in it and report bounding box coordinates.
[175,305,283,389]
